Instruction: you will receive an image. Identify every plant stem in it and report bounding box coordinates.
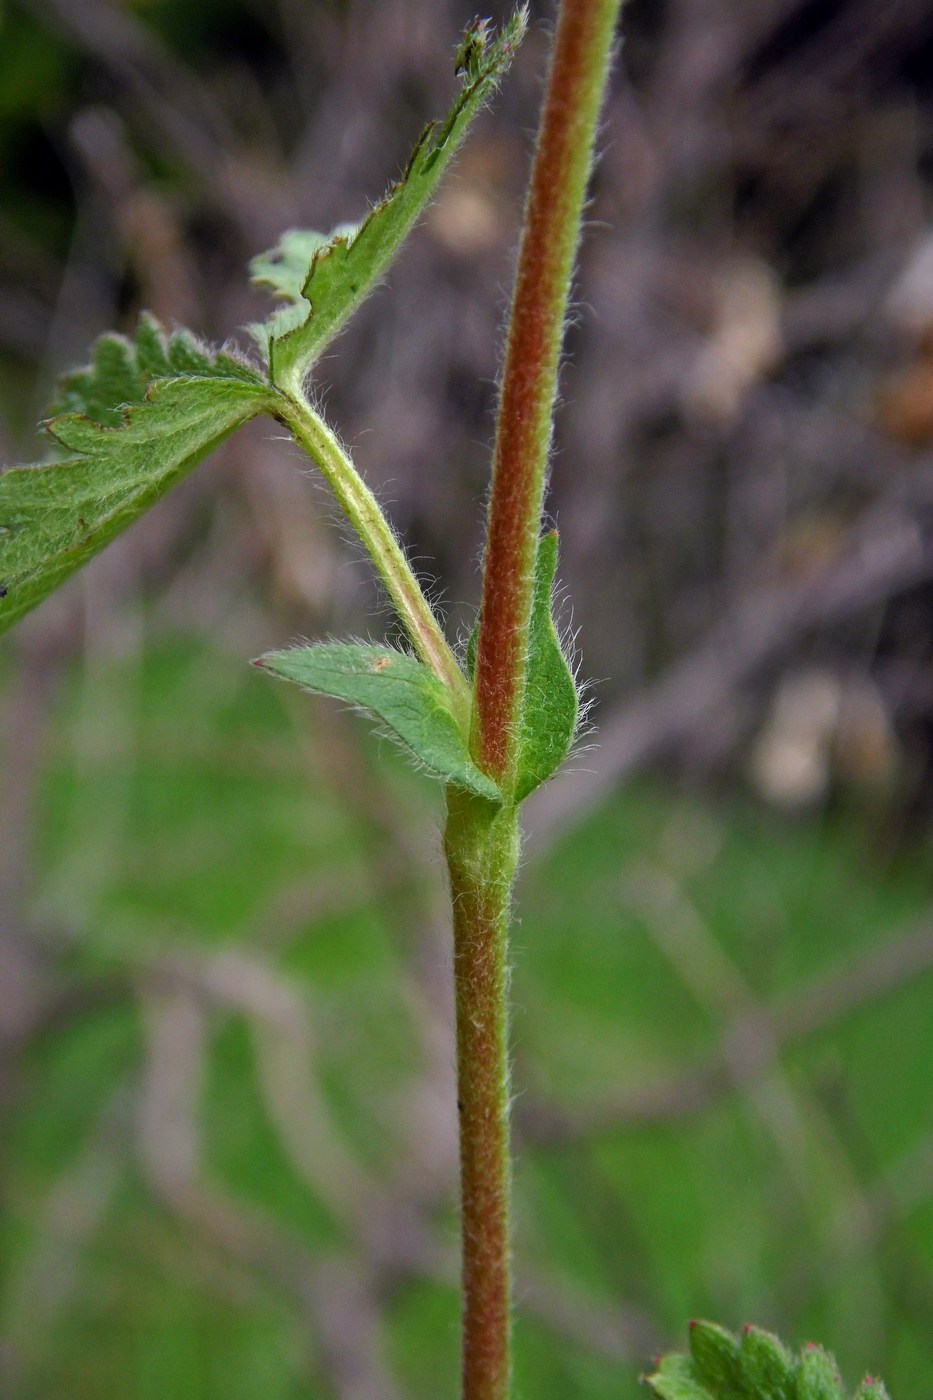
[279,391,470,720]
[444,788,519,1400]
[449,4,622,1396]
[472,0,622,794]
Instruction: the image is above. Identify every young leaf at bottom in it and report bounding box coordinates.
[738,1325,795,1400]
[255,642,501,801]
[646,1352,715,1400]
[0,318,271,638]
[688,1319,744,1396]
[645,1323,887,1400]
[249,8,528,392]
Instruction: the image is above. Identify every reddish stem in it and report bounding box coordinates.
[473,0,621,791]
[450,4,621,1396]
[444,787,518,1400]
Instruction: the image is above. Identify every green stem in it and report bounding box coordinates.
[472,0,622,794]
[444,788,519,1400]
[279,391,470,721]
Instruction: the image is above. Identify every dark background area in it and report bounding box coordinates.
[3,0,933,1396]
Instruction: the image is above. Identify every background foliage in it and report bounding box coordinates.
[2,0,933,1396]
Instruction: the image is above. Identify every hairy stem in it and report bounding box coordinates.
[444,788,519,1400]
[449,4,622,1395]
[472,0,622,792]
[279,392,470,719]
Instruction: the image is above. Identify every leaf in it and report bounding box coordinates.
[852,1383,890,1400]
[0,318,271,639]
[514,530,578,802]
[797,1346,846,1400]
[465,530,578,803]
[645,1353,716,1400]
[644,1324,889,1400]
[250,7,528,391]
[254,642,502,802]
[738,1327,795,1400]
[688,1320,744,1397]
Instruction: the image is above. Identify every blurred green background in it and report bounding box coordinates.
[3,0,933,1396]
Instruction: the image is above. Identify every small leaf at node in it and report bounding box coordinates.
[514,530,578,802]
[255,642,501,801]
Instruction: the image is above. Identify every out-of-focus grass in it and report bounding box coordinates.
[3,629,933,1398]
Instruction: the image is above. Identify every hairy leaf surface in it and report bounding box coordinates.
[250,8,527,391]
[0,319,271,638]
[256,642,501,801]
[645,1322,891,1400]
[514,530,578,802]
[466,529,578,802]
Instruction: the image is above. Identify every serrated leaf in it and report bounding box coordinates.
[250,227,352,307]
[646,1323,891,1400]
[255,642,501,801]
[514,530,578,802]
[250,7,528,391]
[738,1326,795,1400]
[645,1353,716,1400]
[0,318,270,638]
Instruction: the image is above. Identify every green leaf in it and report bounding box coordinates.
[738,1326,795,1400]
[645,1353,716,1400]
[853,1382,890,1400]
[688,1320,744,1398]
[514,530,579,803]
[250,8,528,392]
[255,642,501,801]
[645,1324,890,1400]
[797,1346,846,1400]
[0,318,270,639]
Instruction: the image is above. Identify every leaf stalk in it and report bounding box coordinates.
[279,391,471,721]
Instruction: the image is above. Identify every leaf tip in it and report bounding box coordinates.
[454,16,492,79]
